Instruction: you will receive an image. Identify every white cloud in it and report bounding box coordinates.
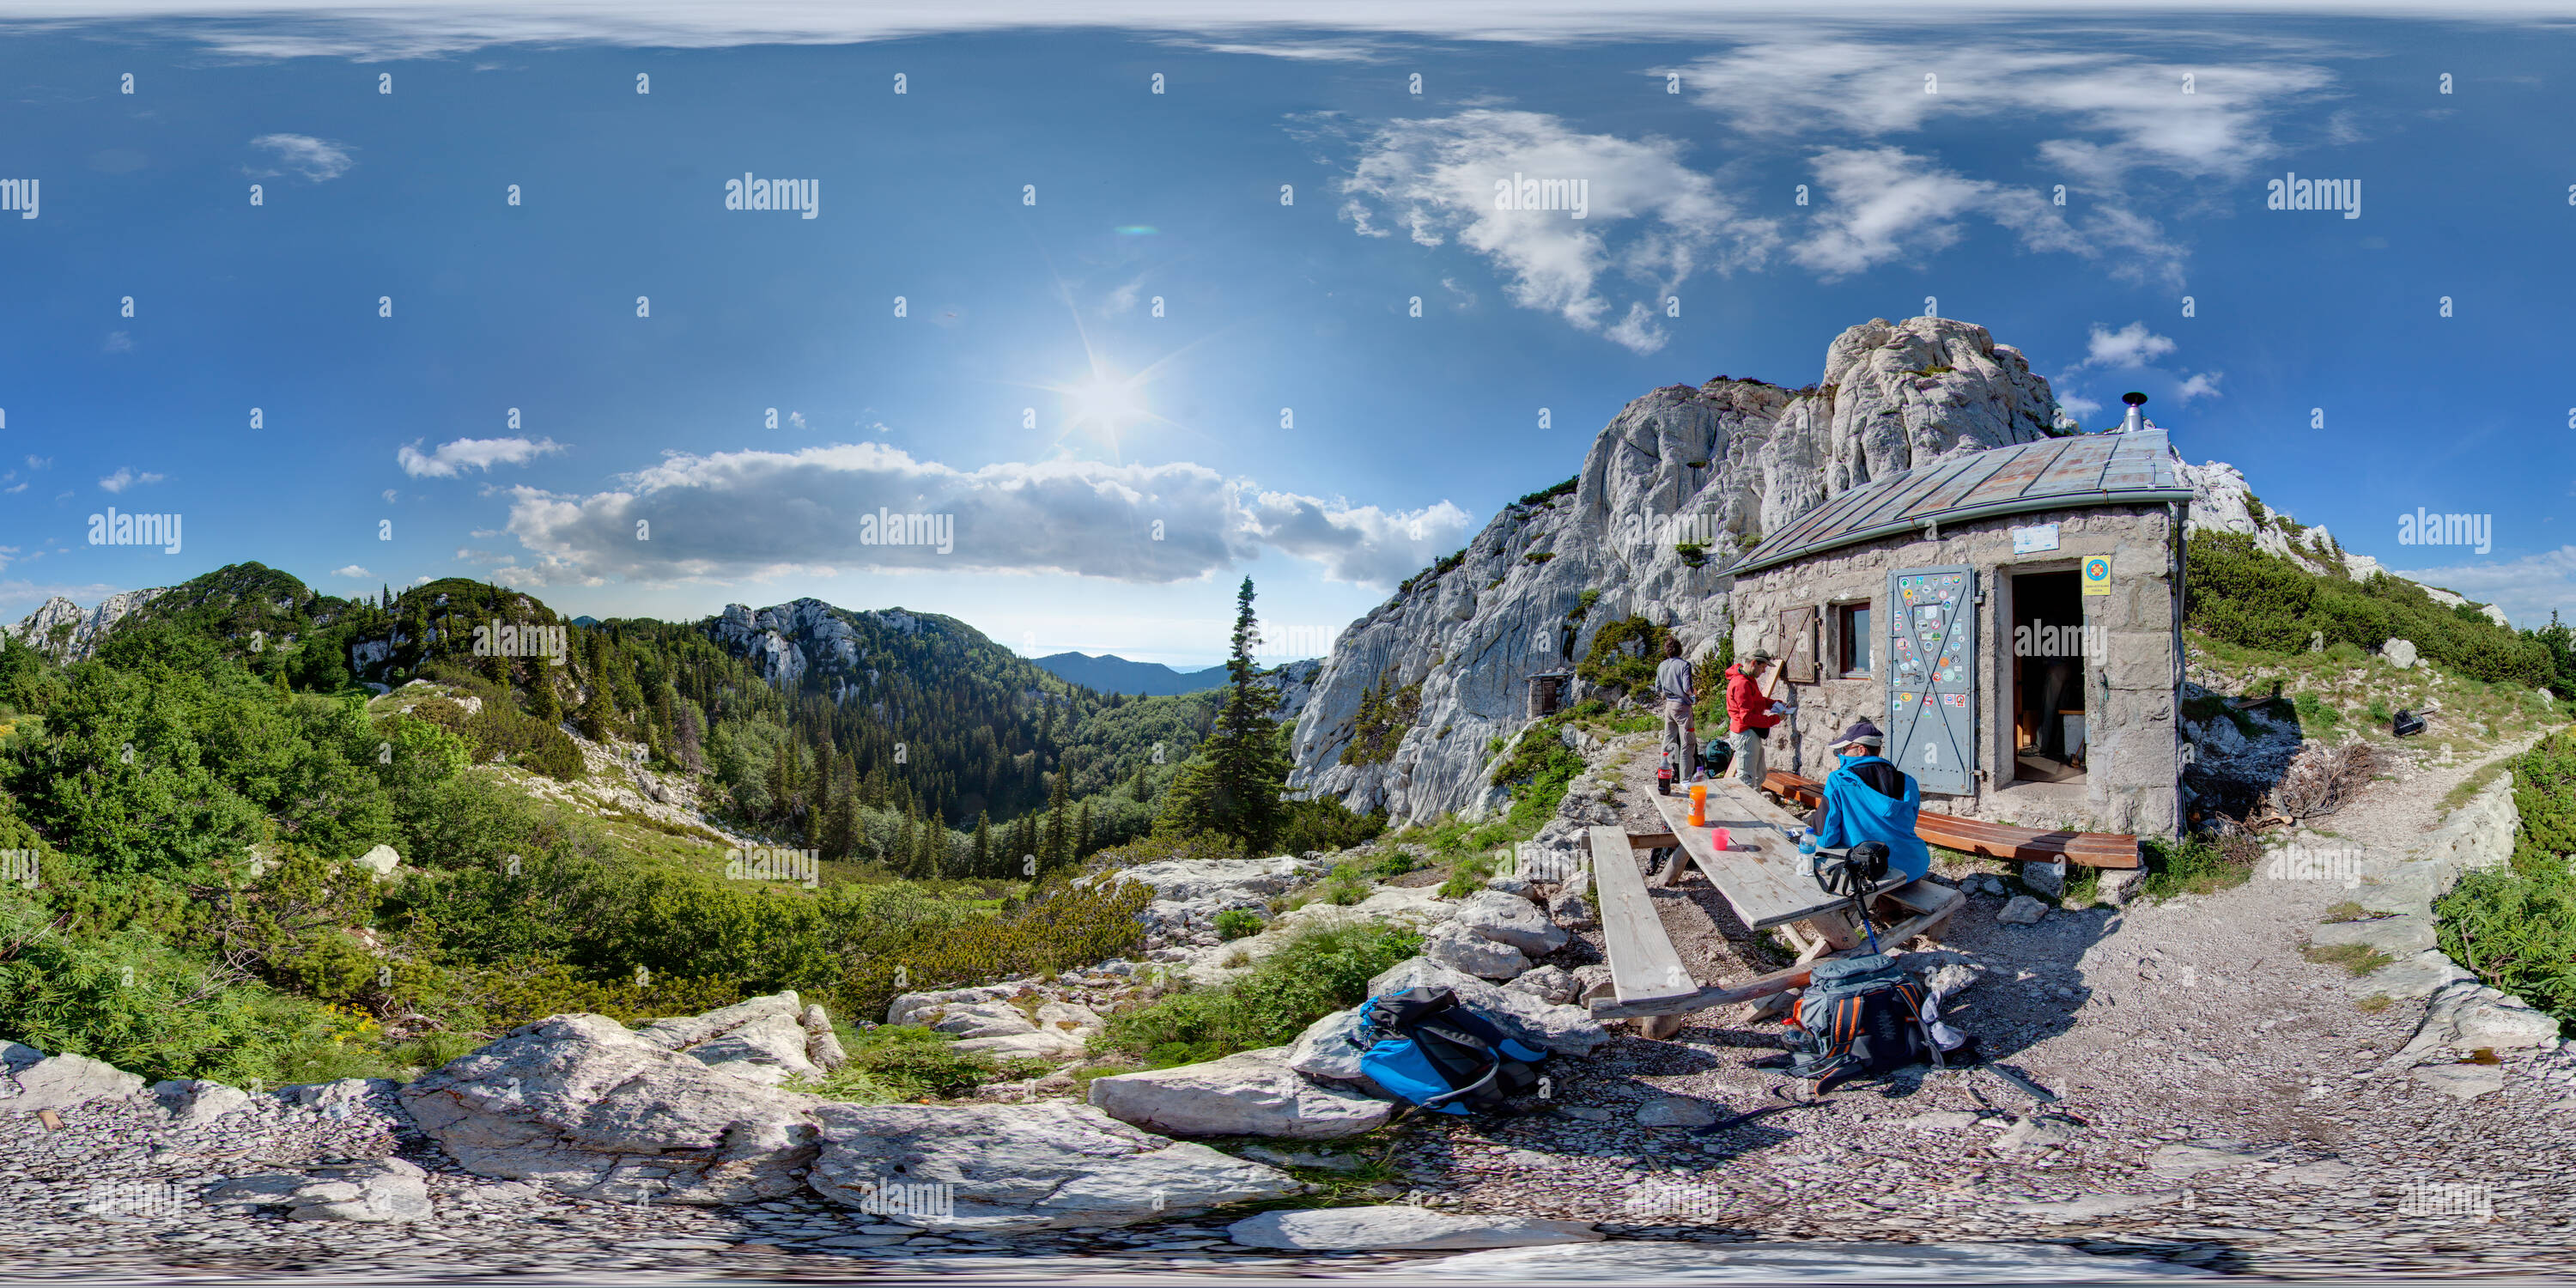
[1329,109,1776,354]
[412,574,434,585]
[1790,147,2182,283]
[98,467,164,492]
[331,565,370,578]
[248,133,355,182]
[1676,39,2334,185]
[2055,320,2222,420]
[2390,547,2576,629]
[25,456,50,470]
[381,489,398,503]
[103,331,133,354]
[787,411,807,431]
[398,435,565,478]
[2081,321,2178,369]
[0,547,15,575]
[492,441,1471,589]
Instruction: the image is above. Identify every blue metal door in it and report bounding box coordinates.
[1885,566,1976,795]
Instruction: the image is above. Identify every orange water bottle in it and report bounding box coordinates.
[1687,781,1707,828]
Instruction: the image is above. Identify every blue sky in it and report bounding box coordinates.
[3,3,2573,666]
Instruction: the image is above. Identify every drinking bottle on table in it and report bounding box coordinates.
[1687,781,1707,828]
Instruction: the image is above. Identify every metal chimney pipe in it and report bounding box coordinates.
[2120,391,2148,434]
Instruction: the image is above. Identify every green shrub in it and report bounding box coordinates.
[2435,730,2576,1035]
[1515,476,1578,508]
[1215,908,1263,941]
[1097,920,1424,1066]
[1273,796,1387,854]
[1339,673,1423,768]
[787,1024,1032,1103]
[1321,863,1370,906]
[1577,616,1667,701]
[2185,530,2548,687]
[2139,833,2254,900]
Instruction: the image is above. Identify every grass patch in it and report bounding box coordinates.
[783,1024,1048,1103]
[2439,760,2512,815]
[2292,690,2343,733]
[1096,920,1424,1069]
[2061,865,2102,908]
[2303,943,2395,978]
[2139,834,2257,900]
[2321,901,2375,924]
[2357,993,2394,1014]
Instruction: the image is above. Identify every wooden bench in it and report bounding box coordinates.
[1580,781,1965,1035]
[1760,770,2140,870]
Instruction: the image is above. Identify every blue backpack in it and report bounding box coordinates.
[1354,987,1549,1115]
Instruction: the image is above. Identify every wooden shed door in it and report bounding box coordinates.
[1885,565,1976,795]
[1777,606,1820,685]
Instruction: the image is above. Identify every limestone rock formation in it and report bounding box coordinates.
[1084,1046,1392,1139]
[398,1012,825,1205]
[0,1041,147,1113]
[3,589,168,662]
[633,990,847,1086]
[805,1098,1303,1230]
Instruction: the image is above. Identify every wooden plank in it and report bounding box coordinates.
[1649,785,1909,930]
[1773,771,2141,870]
[1628,832,1680,850]
[1589,963,1817,1018]
[1584,827,1698,1005]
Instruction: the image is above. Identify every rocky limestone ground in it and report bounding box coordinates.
[9,728,2573,1280]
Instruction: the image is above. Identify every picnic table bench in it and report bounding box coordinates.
[1760,770,2139,870]
[1582,779,1964,1038]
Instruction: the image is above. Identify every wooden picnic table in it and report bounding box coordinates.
[1580,778,1965,1036]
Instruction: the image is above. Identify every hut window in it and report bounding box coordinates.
[1836,603,1873,677]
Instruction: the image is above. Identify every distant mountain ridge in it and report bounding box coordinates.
[1032,652,1232,696]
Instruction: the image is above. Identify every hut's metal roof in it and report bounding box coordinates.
[1730,429,2190,575]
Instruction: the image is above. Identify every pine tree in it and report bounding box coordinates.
[896,802,920,878]
[972,810,993,877]
[528,669,562,725]
[1041,769,1072,872]
[1072,799,1094,862]
[1130,761,1151,802]
[1157,577,1291,853]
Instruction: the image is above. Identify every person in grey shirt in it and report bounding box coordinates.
[1653,636,1698,776]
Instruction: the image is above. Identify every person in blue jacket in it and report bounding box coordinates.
[1806,720,1931,884]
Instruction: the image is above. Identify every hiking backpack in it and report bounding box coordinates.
[1354,987,1549,1115]
[1783,953,1941,1088]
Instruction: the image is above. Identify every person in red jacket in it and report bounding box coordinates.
[1725,651,1784,787]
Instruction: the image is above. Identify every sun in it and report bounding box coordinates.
[1062,370,1149,440]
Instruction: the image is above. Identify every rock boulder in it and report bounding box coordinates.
[0,1042,146,1115]
[1086,1047,1391,1139]
[807,1098,1302,1231]
[399,1012,823,1204]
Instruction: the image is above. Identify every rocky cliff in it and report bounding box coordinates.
[1285,316,2071,825]
[3,589,167,662]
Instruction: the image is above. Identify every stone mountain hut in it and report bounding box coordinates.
[1722,426,2191,836]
